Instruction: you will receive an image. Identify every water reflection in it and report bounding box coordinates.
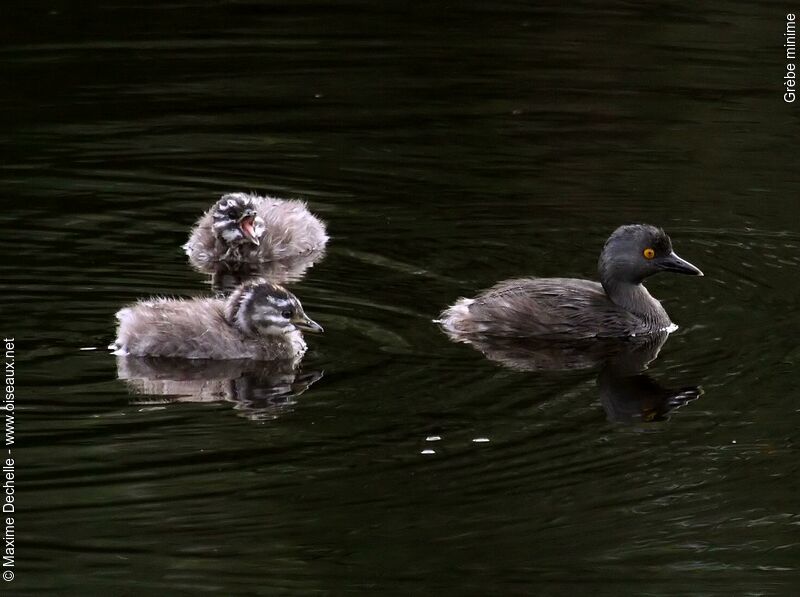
[117,355,323,420]
[441,329,701,423]
[200,250,326,293]
[597,366,701,424]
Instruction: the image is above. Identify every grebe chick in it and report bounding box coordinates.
[184,192,329,267]
[112,281,323,360]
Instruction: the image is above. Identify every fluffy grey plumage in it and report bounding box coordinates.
[439,224,703,340]
[112,281,323,360]
[184,192,329,267]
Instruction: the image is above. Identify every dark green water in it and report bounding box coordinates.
[2,2,800,595]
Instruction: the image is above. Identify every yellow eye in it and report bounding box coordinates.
[643,248,655,259]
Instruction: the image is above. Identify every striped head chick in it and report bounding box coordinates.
[224,281,324,338]
[211,193,267,260]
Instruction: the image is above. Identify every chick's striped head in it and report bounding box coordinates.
[225,281,324,337]
[211,193,266,247]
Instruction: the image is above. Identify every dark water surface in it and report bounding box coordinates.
[3,2,800,595]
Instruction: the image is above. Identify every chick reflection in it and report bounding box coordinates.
[198,250,326,294]
[441,330,700,423]
[117,356,322,420]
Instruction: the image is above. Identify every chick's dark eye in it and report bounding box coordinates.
[281,310,293,319]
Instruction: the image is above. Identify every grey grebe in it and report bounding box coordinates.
[438,224,702,340]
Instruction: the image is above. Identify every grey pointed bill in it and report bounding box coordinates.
[293,315,324,334]
[660,250,703,276]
